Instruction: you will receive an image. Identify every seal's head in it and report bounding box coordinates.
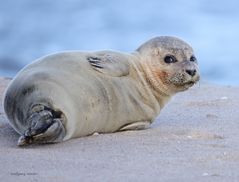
[136,36,200,95]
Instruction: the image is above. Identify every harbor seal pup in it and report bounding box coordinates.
[3,36,200,146]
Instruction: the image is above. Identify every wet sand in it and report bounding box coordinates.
[0,77,238,182]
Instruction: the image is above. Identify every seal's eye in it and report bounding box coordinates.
[164,55,177,64]
[190,56,197,62]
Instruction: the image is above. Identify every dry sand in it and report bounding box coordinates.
[0,77,238,182]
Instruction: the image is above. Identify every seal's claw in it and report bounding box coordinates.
[17,135,32,146]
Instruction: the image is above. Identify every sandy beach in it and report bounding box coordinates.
[0,77,238,182]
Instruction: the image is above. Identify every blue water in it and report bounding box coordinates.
[0,0,239,85]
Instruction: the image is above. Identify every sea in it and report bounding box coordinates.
[0,0,239,85]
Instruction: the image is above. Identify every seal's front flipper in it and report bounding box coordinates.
[119,121,150,131]
[87,52,130,77]
[17,106,66,146]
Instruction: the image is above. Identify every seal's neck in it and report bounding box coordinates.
[129,52,172,109]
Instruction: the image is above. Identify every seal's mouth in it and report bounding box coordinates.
[169,74,199,85]
[173,81,195,87]
[184,80,196,85]
[169,74,200,90]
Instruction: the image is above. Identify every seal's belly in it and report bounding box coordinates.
[65,74,155,138]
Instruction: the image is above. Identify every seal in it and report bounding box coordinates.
[3,36,200,146]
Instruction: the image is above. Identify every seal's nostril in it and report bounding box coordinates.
[186,69,196,77]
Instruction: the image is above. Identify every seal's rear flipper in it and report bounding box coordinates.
[17,106,66,146]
